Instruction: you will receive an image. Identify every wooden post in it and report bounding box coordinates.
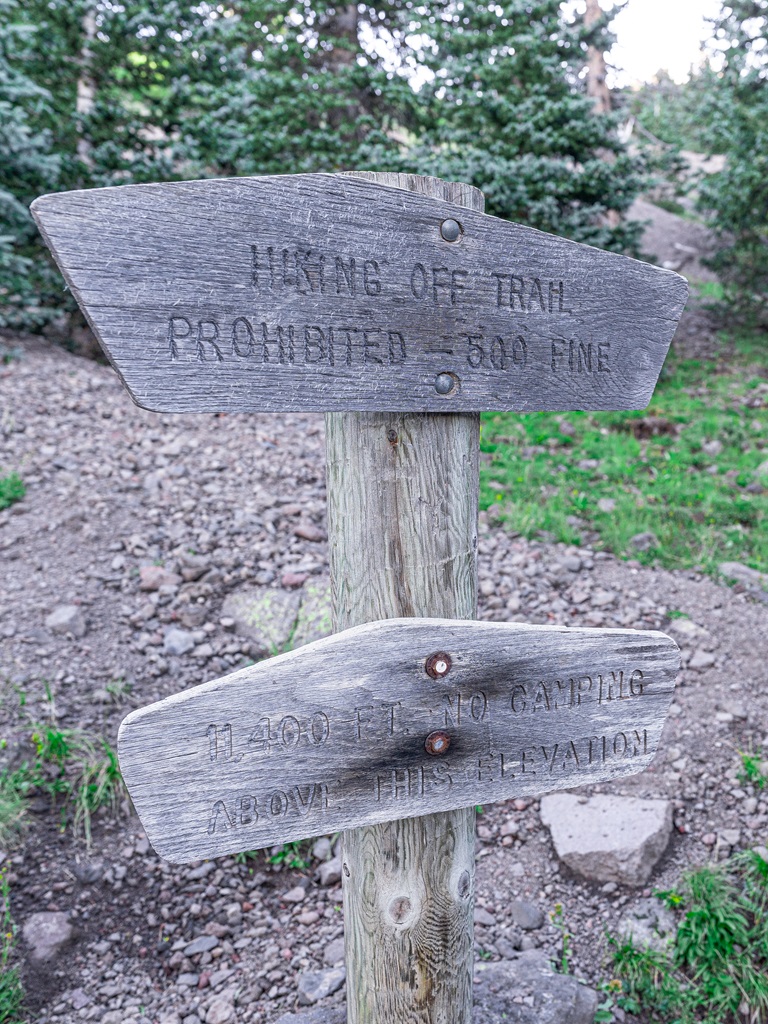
[326,173,483,1024]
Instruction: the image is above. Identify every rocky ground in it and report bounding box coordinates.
[1,318,767,1024]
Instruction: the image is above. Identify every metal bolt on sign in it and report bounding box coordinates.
[32,170,686,1024]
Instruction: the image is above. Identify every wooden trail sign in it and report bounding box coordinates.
[31,173,687,414]
[35,169,688,1024]
[118,617,679,864]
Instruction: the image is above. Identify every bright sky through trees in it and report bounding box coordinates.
[603,0,722,84]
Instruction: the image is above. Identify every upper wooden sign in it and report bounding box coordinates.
[32,174,687,413]
[118,618,679,863]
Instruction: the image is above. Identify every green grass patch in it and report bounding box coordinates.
[0,475,24,512]
[0,724,126,847]
[0,870,25,1024]
[738,746,767,792]
[0,776,26,852]
[599,854,768,1024]
[480,335,768,575]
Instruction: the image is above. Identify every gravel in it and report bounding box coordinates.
[2,334,768,1022]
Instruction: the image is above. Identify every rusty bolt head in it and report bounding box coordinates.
[425,731,451,756]
[425,652,452,679]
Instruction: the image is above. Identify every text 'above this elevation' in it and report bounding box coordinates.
[117,617,680,863]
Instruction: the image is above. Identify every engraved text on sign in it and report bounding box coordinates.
[31,174,688,413]
[117,618,680,863]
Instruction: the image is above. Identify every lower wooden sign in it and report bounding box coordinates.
[118,618,679,863]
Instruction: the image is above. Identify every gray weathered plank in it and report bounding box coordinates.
[117,618,679,864]
[31,173,688,413]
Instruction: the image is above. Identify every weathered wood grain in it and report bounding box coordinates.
[328,172,482,1024]
[117,617,679,864]
[31,173,688,413]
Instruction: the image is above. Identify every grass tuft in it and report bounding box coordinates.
[738,746,767,792]
[0,724,126,848]
[0,475,24,512]
[602,854,768,1023]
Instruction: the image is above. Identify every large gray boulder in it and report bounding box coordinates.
[540,792,672,886]
[474,955,597,1024]
[222,577,332,655]
[275,953,596,1024]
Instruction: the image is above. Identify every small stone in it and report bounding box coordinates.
[318,857,342,887]
[721,700,748,720]
[163,627,195,656]
[297,967,346,1005]
[187,861,216,881]
[719,828,741,847]
[495,934,522,958]
[312,837,332,861]
[298,911,320,925]
[323,937,345,966]
[206,998,235,1024]
[22,911,74,962]
[618,897,677,954]
[668,618,708,639]
[294,524,325,542]
[282,572,309,588]
[70,988,91,1010]
[702,438,723,456]
[283,886,306,904]
[629,532,659,552]
[510,900,544,931]
[72,859,104,884]
[597,498,616,513]
[540,793,672,886]
[183,935,219,956]
[139,565,182,591]
[273,1010,345,1024]
[701,832,717,846]
[473,907,496,927]
[689,649,716,670]
[45,605,87,638]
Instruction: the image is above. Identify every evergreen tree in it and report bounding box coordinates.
[2,0,647,329]
[697,0,768,322]
[0,0,60,328]
[406,0,644,251]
